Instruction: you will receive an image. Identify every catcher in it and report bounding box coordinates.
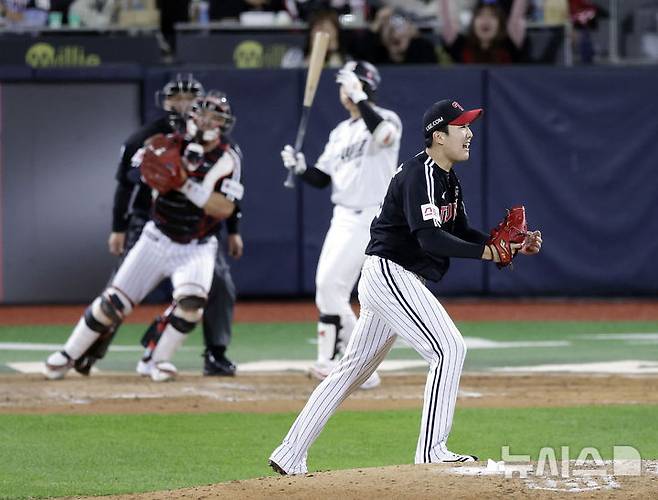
[44,91,244,382]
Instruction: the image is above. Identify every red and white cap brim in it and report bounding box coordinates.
[449,108,484,125]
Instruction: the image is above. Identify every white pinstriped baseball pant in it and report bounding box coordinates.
[112,221,217,304]
[270,255,467,473]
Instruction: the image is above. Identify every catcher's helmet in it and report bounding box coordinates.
[342,60,381,100]
[190,91,235,133]
[187,90,236,142]
[155,73,205,111]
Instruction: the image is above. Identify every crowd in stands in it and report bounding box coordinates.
[1,0,657,63]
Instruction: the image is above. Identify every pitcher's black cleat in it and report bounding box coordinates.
[269,460,287,476]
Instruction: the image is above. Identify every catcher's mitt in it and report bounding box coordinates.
[140,134,186,194]
[487,206,528,269]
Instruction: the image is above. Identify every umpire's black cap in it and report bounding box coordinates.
[423,99,483,138]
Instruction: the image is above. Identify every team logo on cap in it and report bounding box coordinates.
[452,101,464,111]
[425,117,443,131]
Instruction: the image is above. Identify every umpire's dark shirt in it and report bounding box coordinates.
[111,117,242,235]
[366,150,486,282]
[112,117,172,232]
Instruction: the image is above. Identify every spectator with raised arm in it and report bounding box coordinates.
[439,0,528,63]
[356,6,438,64]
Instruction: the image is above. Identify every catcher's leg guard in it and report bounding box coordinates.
[136,305,173,376]
[66,287,133,360]
[150,288,205,382]
[46,287,132,380]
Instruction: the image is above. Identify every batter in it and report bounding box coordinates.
[282,61,402,389]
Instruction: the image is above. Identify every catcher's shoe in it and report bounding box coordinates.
[309,361,381,390]
[269,460,287,476]
[203,350,236,377]
[136,356,154,377]
[73,355,96,376]
[44,351,73,380]
[150,361,177,382]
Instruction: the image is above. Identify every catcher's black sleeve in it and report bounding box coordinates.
[417,227,485,259]
[111,181,133,232]
[300,166,331,188]
[112,117,171,230]
[226,205,241,234]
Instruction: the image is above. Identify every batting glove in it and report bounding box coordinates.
[281,145,307,175]
[336,69,368,104]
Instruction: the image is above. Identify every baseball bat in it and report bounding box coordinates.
[284,31,330,189]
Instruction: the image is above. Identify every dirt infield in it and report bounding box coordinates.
[3,299,658,325]
[5,301,658,498]
[99,463,658,500]
[2,372,657,415]
[5,372,658,498]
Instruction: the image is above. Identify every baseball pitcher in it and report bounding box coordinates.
[269,98,542,474]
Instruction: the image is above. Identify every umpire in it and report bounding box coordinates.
[98,74,240,376]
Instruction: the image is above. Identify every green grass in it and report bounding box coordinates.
[2,320,658,373]
[1,405,656,498]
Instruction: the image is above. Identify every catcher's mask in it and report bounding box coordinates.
[338,60,381,101]
[156,73,204,111]
[186,90,236,143]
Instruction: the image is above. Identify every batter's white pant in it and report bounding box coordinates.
[315,205,380,355]
[270,255,467,472]
[113,221,217,304]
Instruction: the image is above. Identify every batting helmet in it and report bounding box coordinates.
[342,60,381,100]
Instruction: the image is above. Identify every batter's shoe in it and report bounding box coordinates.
[359,371,381,390]
[150,361,177,382]
[309,361,381,390]
[203,350,236,376]
[269,460,287,476]
[308,360,335,380]
[44,351,73,380]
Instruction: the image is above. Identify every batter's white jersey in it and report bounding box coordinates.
[315,106,402,209]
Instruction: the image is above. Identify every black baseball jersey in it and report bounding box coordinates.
[113,117,172,232]
[150,137,243,244]
[366,150,486,282]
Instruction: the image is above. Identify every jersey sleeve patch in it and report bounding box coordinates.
[420,203,441,225]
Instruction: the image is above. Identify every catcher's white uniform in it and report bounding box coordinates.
[44,134,242,382]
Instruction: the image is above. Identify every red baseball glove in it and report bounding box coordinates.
[140,134,187,194]
[487,206,528,269]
